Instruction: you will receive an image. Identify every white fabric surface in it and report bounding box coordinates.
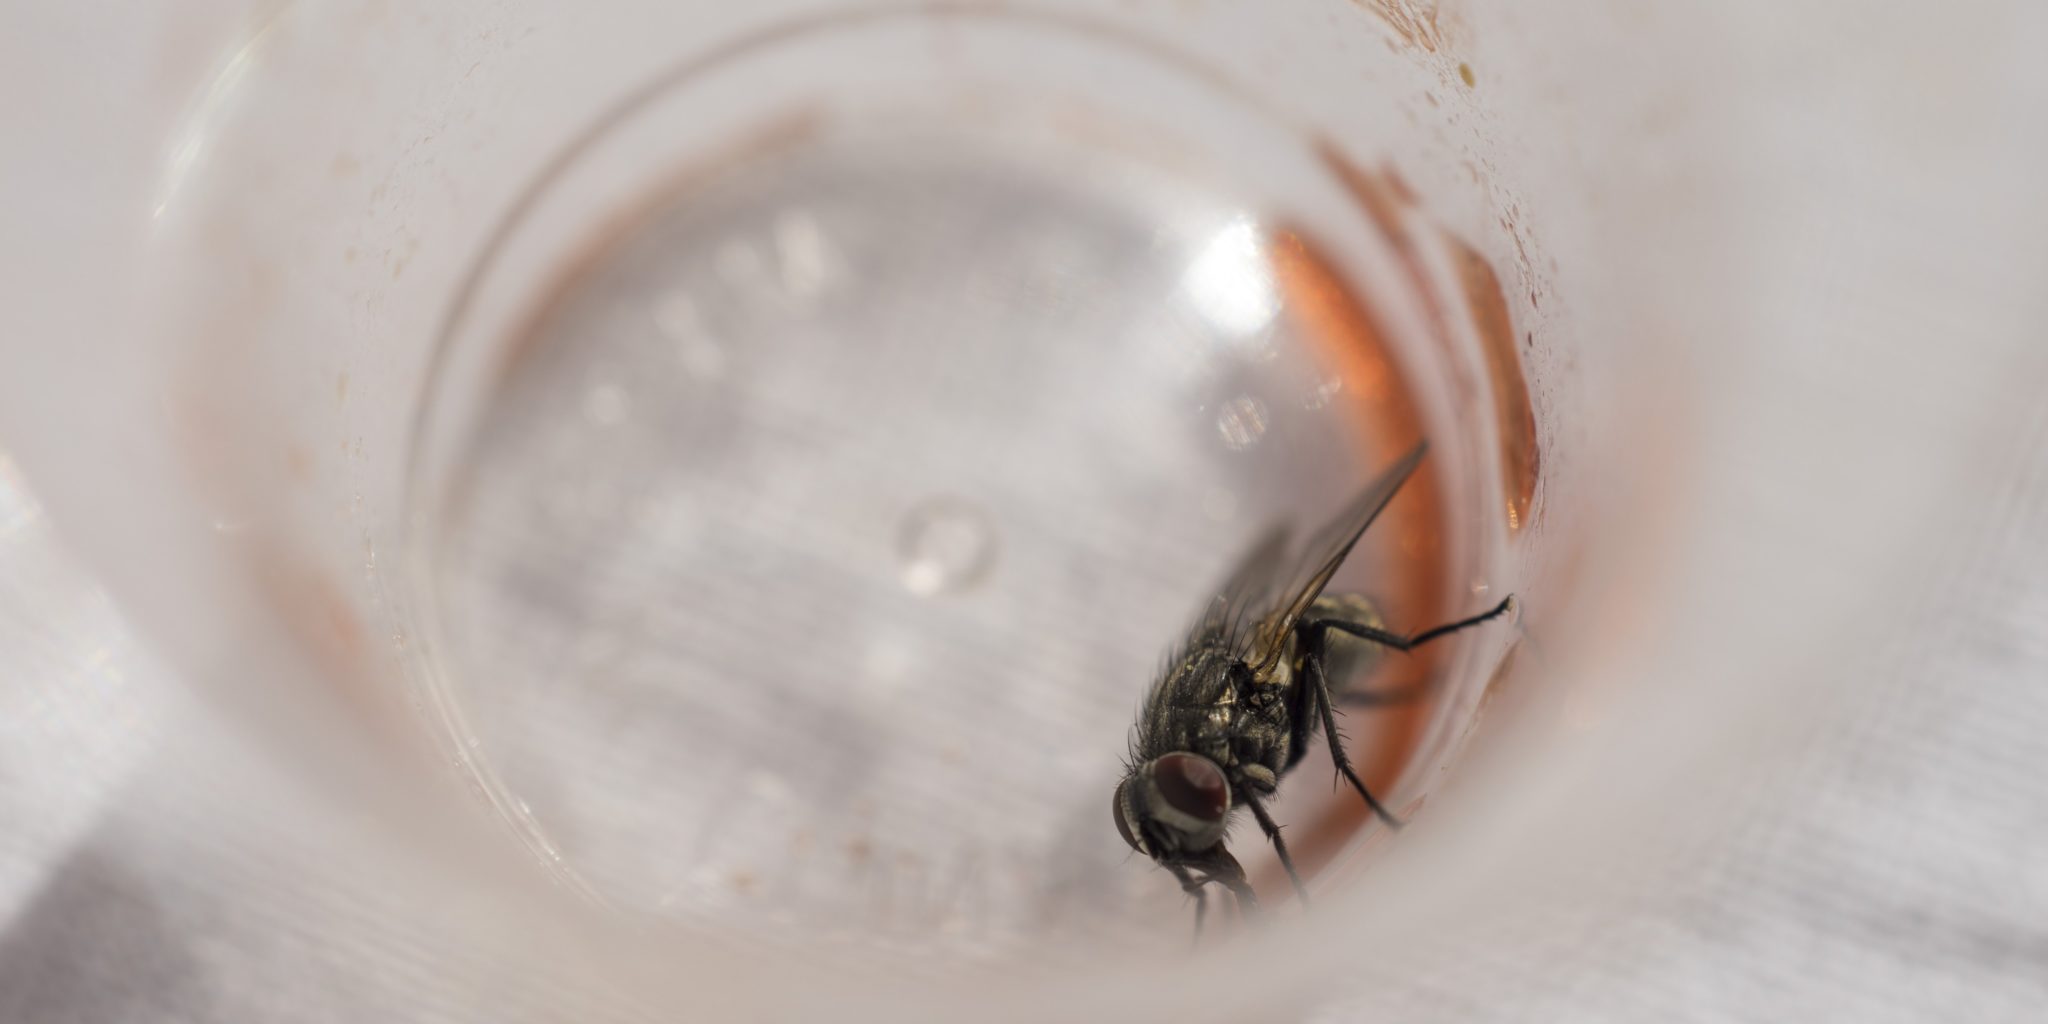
[0,456,636,1023]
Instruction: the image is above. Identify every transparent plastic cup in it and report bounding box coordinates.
[5,1,2037,1020]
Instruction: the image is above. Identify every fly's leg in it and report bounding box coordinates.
[1216,873,1258,921]
[1167,863,1208,945]
[1301,640,1406,830]
[1302,595,1516,828]
[1309,596,1515,656]
[1170,855,1260,944]
[1243,793,1309,907]
[1325,597,1519,702]
[1315,595,1513,705]
[1199,849,1259,920]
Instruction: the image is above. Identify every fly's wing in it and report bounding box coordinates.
[1242,442,1427,673]
[1192,523,1293,651]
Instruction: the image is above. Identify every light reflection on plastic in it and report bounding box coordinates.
[151,18,278,220]
[1181,217,1278,338]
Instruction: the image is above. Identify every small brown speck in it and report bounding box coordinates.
[730,870,757,895]
[846,837,873,866]
[1458,62,1477,88]
[336,373,349,402]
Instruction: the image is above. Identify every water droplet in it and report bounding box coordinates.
[1304,376,1345,410]
[653,289,702,336]
[653,290,728,380]
[582,382,630,425]
[1215,395,1269,451]
[773,208,838,299]
[897,498,997,596]
[1183,217,1278,337]
[716,238,764,285]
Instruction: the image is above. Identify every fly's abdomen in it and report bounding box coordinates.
[1304,592,1388,696]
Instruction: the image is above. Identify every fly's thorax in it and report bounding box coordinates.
[1227,692,1295,787]
[1159,643,1239,704]
[1140,641,1241,761]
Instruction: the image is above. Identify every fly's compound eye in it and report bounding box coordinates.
[1112,778,1144,852]
[1151,752,1230,824]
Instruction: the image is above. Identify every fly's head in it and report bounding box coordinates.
[1113,751,1232,864]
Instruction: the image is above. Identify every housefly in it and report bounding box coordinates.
[1112,441,1513,935]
